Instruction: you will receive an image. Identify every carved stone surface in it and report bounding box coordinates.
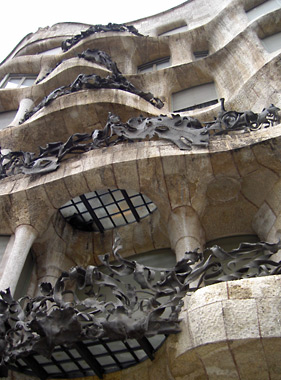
[0,238,280,368]
[61,23,143,52]
[22,69,164,123]
[78,48,122,75]
[0,113,207,178]
[1,100,280,180]
[36,48,121,84]
[35,60,64,84]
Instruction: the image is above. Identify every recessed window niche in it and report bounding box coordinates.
[172,82,219,112]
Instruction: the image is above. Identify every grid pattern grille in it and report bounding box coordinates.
[59,189,157,232]
[8,336,166,379]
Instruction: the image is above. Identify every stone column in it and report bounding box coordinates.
[11,98,34,126]
[168,206,205,261]
[0,225,38,295]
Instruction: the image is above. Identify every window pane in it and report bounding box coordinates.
[135,205,149,218]
[14,251,34,299]
[100,217,114,230]
[111,213,126,226]
[4,78,22,88]
[60,204,77,218]
[172,82,218,112]
[0,236,10,262]
[38,47,62,55]
[159,25,188,36]
[123,212,135,223]
[2,75,37,89]
[131,195,143,207]
[100,193,114,205]
[22,77,36,87]
[111,189,123,201]
[156,59,170,70]
[0,110,17,130]
[247,0,281,21]
[138,66,153,73]
[261,31,281,52]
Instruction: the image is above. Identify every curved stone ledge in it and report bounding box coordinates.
[36,57,111,84]
[47,276,281,380]
[1,127,281,237]
[166,275,281,379]
[0,89,162,152]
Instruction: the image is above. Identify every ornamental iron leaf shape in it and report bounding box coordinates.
[22,47,164,123]
[0,237,281,368]
[0,100,280,180]
[61,23,143,52]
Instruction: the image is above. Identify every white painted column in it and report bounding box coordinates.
[0,225,38,295]
[168,206,205,261]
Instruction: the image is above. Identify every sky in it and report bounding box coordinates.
[1,0,185,63]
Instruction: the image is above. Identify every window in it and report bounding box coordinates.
[193,50,209,60]
[246,0,281,21]
[172,82,219,112]
[138,57,170,73]
[0,74,37,89]
[59,188,157,232]
[14,251,34,300]
[158,24,188,36]
[0,236,10,264]
[261,31,281,52]
[0,110,17,130]
[38,46,62,56]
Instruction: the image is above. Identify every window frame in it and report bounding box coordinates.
[171,82,219,113]
[260,31,281,52]
[37,46,62,56]
[0,110,17,130]
[193,50,209,60]
[0,74,38,89]
[158,24,188,37]
[246,0,281,22]
[137,56,171,73]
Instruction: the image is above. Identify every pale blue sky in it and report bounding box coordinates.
[1,0,184,62]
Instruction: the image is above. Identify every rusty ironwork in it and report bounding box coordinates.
[1,100,280,180]
[36,48,123,84]
[21,72,164,124]
[0,237,281,375]
[61,23,142,52]
[206,98,280,134]
[0,113,207,178]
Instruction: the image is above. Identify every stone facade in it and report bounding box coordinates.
[0,0,281,379]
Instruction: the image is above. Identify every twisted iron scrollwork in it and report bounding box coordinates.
[1,100,280,179]
[61,23,142,52]
[21,73,164,124]
[22,49,164,123]
[206,98,280,134]
[36,49,124,84]
[0,113,208,178]
[0,238,281,369]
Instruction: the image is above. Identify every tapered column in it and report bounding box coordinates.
[11,98,34,126]
[0,225,38,295]
[168,206,205,261]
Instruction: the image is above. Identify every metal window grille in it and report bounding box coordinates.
[8,336,166,379]
[59,189,157,232]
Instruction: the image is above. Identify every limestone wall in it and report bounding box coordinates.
[0,0,281,378]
